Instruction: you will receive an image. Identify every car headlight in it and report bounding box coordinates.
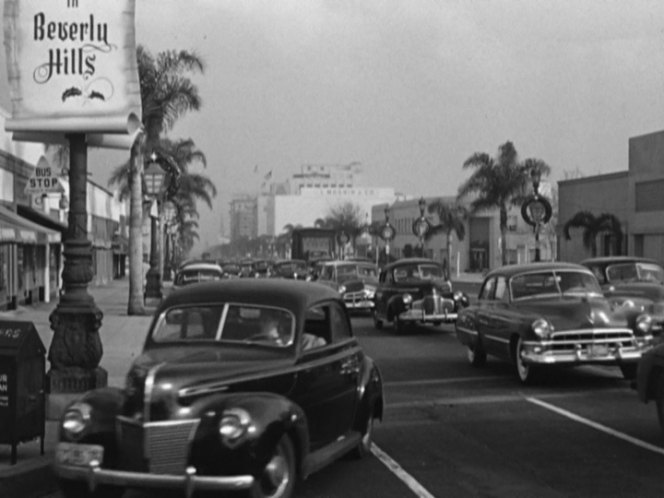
[218,408,252,448]
[402,293,413,305]
[338,285,347,294]
[531,318,554,338]
[61,402,92,440]
[636,314,653,335]
[454,291,464,300]
[365,285,376,299]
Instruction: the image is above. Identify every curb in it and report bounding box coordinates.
[0,456,57,498]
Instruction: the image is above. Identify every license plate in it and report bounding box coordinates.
[588,345,609,357]
[56,442,104,467]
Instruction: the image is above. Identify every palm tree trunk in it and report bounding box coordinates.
[128,134,146,315]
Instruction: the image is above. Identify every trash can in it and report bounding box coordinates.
[0,320,46,464]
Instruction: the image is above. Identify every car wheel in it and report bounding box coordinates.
[620,364,638,380]
[251,435,296,498]
[349,407,375,459]
[515,336,538,384]
[58,480,123,498]
[467,342,487,367]
[372,310,383,330]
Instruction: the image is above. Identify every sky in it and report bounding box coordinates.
[4,0,664,253]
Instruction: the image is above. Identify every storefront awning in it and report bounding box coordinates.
[16,205,67,234]
[0,204,60,243]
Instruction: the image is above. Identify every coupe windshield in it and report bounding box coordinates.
[393,264,444,282]
[151,304,295,347]
[606,262,664,284]
[510,270,602,300]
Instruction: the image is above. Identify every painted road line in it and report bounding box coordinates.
[371,444,437,498]
[388,393,526,409]
[385,376,504,387]
[526,397,664,456]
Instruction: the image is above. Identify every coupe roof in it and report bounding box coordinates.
[161,279,341,313]
[484,261,591,279]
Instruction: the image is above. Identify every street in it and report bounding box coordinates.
[43,315,664,498]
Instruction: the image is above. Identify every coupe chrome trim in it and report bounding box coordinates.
[144,363,165,422]
[178,344,364,399]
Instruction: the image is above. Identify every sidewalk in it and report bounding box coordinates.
[0,278,155,498]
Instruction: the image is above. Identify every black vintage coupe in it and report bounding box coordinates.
[581,256,664,334]
[372,258,469,332]
[456,262,655,384]
[54,280,383,498]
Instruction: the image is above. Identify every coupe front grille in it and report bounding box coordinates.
[423,296,455,315]
[118,418,200,474]
[549,328,634,350]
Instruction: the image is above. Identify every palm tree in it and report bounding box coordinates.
[457,141,551,266]
[124,46,204,315]
[562,211,623,257]
[427,200,467,278]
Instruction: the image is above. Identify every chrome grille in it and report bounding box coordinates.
[550,328,634,350]
[423,296,455,315]
[118,418,200,474]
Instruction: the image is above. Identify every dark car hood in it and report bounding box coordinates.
[604,282,664,302]
[130,345,295,393]
[514,297,629,329]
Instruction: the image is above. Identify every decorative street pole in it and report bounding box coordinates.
[521,169,552,262]
[48,133,106,393]
[144,154,167,301]
[380,205,396,265]
[412,197,431,257]
[162,201,177,282]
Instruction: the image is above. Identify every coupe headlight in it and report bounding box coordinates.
[218,408,252,448]
[636,314,653,335]
[338,284,347,294]
[61,402,92,440]
[365,285,376,299]
[531,318,554,338]
[454,291,464,300]
[402,293,413,305]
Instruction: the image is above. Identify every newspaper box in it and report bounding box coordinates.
[0,320,46,464]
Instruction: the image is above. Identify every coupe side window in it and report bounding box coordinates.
[303,305,331,350]
[479,277,496,300]
[494,277,508,301]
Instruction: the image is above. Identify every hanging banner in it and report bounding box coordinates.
[3,0,142,136]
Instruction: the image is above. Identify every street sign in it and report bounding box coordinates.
[24,156,63,194]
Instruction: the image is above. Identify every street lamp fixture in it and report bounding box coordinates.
[380,205,395,264]
[418,197,426,217]
[521,168,552,263]
[412,197,430,257]
[531,168,541,196]
[144,153,167,301]
[162,201,177,282]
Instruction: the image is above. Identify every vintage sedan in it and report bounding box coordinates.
[636,341,664,437]
[456,262,655,384]
[54,280,383,498]
[315,260,379,313]
[372,258,469,332]
[170,261,225,294]
[271,259,310,280]
[582,256,664,334]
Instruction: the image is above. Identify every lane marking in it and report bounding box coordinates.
[526,396,664,456]
[371,443,436,498]
[388,394,525,409]
[385,376,503,387]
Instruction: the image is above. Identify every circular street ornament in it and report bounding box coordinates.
[412,217,430,238]
[521,196,552,227]
[380,224,395,242]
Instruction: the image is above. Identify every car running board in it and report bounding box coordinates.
[302,431,362,478]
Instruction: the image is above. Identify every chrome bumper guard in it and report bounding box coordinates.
[55,460,254,498]
[344,299,374,309]
[521,328,653,365]
[399,309,457,323]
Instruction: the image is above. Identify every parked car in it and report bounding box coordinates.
[635,341,664,437]
[372,258,469,332]
[456,261,655,384]
[271,259,310,280]
[221,261,242,278]
[316,260,379,313]
[53,279,383,498]
[171,261,224,291]
[581,256,664,334]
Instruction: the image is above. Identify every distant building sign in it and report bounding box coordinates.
[4,0,141,135]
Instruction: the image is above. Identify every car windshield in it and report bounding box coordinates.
[606,262,664,284]
[393,264,444,282]
[174,269,223,285]
[510,270,602,301]
[277,262,307,273]
[151,304,295,347]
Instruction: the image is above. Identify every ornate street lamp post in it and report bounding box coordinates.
[521,169,552,262]
[144,153,167,301]
[379,205,396,265]
[412,197,431,257]
[162,201,177,282]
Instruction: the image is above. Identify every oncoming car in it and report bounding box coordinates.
[53,279,383,498]
[316,260,379,312]
[172,261,224,290]
[456,262,655,384]
[373,258,469,332]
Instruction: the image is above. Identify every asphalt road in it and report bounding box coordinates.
[43,315,664,498]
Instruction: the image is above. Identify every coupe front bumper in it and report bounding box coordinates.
[398,309,458,323]
[55,460,254,498]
